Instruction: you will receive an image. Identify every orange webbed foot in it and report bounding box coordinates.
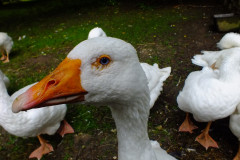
[195,132,219,150]
[29,136,54,160]
[2,59,9,63]
[195,122,218,150]
[57,120,74,137]
[0,55,6,61]
[179,113,198,133]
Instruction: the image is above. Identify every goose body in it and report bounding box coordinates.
[0,32,13,63]
[178,48,240,122]
[178,68,237,122]
[0,70,73,159]
[178,48,240,149]
[13,37,176,160]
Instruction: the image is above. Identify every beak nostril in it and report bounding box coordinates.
[46,80,57,90]
[48,80,56,86]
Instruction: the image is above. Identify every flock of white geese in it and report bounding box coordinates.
[0,28,240,160]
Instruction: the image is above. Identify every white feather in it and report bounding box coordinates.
[178,48,240,122]
[88,27,107,39]
[217,32,240,49]
[192,50,222,68]
[192,32,240,69]
[141,63,171,108]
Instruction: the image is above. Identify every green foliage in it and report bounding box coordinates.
[6,135,18,145]
[145,55,159,65]
[66,104,114,133]
[67,104,99,133]
[63,153,71,160]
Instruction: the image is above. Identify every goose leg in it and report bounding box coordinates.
[0,49,6,61]
[179,113,198,133]
[233,142,240,160]
[57,120,74,137]
[29,135,54,160]
[2,51,9,63]
[195,121,219,150]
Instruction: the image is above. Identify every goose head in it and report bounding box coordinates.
[12,37,149,112]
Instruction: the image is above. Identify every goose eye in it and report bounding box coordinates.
[92,55,112,70]
[100,57,110,65]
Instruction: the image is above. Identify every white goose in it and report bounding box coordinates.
[87,27,171,108]
[188,32,240,134]
[0,32,13,63]
[12,37,176,160]
[230,104,240,160]
[0,71,73,159]
[177,47,240,150]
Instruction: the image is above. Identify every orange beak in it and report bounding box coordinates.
[12,58,87,113]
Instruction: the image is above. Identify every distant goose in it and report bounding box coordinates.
[177,48,240,150]
[0,70,73,159]
[0,32,13,63]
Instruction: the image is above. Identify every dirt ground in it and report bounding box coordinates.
[1,2,239,160]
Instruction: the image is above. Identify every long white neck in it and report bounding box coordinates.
[0,78,14,126]
[0,77,9,98]
[110,93,157,160]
